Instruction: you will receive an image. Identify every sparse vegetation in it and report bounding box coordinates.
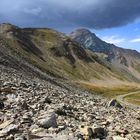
[0,26,117,81]
[76,81,140,98]
[124,92,140,105]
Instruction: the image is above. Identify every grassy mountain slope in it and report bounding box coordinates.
[0,23,140,97]
[0,23,117,81]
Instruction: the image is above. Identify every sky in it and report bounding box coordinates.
[0,0,140,51]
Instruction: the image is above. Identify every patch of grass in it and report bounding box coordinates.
[125,99,140,106]
[124,93,140,105]
[76,81,140,98]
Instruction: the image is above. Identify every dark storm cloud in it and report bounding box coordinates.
[0,0,140,30]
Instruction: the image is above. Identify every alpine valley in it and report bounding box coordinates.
[0,23,140,140]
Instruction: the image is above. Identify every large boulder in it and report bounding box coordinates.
[79,125,107,139]
[108,99,123,108]
[38,112,58,129]
[92,126,107,139]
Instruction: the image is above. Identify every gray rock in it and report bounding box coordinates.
[43,97,52,104]
[38,113,58,129]
[21,114,33,124]
[21,101,29,110]
[77,134,84,140]
[6,134,14,140]
[0,101,4,109]
[112,136,129,140]
[93,127,107,139]
[108,99,123,108]
[0,124,18,135]
[14,135,27,140]
[55,134,77,140]
[55,108,67,116]
[87,127,94,138]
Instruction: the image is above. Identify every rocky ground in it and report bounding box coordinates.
[0,64,140,140]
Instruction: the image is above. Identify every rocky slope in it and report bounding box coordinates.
[0,23,140,140]
[0,63,140,140]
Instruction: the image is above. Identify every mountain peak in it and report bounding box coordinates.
[74,28,91,33]
[70,28,93,38]
[0,23,19,34]
[69,28,103,51]
[69,28,140,68]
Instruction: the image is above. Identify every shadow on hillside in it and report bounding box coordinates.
[16,30,45,62]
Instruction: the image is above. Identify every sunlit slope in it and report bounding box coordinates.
[0,23,140,83]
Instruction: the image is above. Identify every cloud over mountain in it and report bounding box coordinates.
[0,0,140,30]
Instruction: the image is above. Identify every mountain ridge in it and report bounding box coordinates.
[69,28,140,77]
[0,23,140,83]
[69,28,140,57]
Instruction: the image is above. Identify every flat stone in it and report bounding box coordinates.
[0,119,14,129]
[14,135,27,140]
[38,112,58,129]
[0,124,18,135]
[112,136,129,140]
[93,126,107,139]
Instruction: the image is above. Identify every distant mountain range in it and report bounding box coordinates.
[0,23,140,83]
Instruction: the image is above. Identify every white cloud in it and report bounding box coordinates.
[101,35,125,45]
[130,38,140,43]
[24,7,42,16]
